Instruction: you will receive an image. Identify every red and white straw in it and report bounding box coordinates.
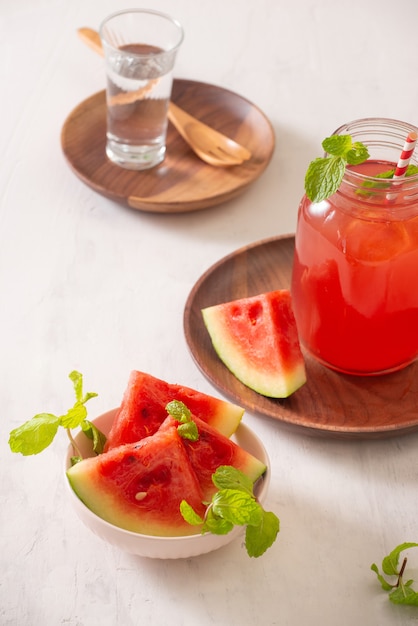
[393,130,417,180]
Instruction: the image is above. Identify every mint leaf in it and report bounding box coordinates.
[177,421,199,441]
[180,500,204,526]
[166,400,191,423]
[305,134,369,202]
[9,413,61,455]
[371,542,418,606]
[212,465,254,495]
[166,400,199,441]
[8,371,102,458]
[203,507,234,535]
[69,370,83,401]
[375,169,397,179]
[322,135,353,157]
[181,465,279,558]
[370,164,418,182]
[370,563,393,591]
[81,419,107,455]
[358,163,418,197]
[212,489,263,526]
[305,156,346,203]
[346,141,370,165]
[390,584,418,606]
[383,542,418,576]
[379,164,418,179]
[60,402,88,429]
[245,510,280,558]
[406,164,418,176]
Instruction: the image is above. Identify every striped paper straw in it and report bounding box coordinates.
[393,131,417,180]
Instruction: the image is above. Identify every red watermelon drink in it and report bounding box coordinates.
[291,118,418,375]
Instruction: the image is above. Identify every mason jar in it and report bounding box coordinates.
[291,118,418,375]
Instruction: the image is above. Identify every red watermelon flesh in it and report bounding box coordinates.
[202,290,306,398]
[67,418,206,537]
[105,370,244,451]
[160,415,266,501]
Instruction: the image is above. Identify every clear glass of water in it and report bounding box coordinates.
[99,9,184,170]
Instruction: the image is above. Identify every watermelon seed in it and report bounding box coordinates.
[135,491,148,501]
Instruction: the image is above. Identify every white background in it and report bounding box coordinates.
[1,1,418,624]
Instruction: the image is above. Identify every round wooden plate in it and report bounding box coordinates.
[184,234,418,439]
[60,79,275,213]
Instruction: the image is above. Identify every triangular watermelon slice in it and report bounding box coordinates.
[105,370,244,450]
[172,416,266,501]
[202,290,306,398]
[67,419,206,537]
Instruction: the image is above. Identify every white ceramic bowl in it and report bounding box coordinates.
[65,409,271,559]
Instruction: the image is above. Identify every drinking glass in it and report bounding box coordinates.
[99,9,184,170]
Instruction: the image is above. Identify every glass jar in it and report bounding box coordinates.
[291,118,418,375]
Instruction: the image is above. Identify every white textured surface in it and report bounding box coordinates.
[1,0,418,624]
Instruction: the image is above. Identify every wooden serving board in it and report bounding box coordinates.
[60,79,275,213]
[184,234,418,438]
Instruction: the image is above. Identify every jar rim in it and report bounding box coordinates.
[332,116,418,137]
[330,117,418,187]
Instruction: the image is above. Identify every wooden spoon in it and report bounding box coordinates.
[77,28,252,167]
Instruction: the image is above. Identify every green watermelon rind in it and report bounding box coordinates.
[67,421,206,537]
[202,290,307,398]
[65,410,269,540]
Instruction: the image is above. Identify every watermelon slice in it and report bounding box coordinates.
[67,418,206,537]
[67,415,267,537]
[105,370,244,450]
[180,416,266,500]
[202,290,306,398]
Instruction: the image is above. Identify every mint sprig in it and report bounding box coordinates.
[166,399,199,441]
[180,465,280,558]
[8,371,104,463]
[358,163,418,196]
[305,135,369,202]
[371,542,418,605]
[373,163,418,180]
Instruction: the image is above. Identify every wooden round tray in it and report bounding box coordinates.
[60,79,275,213]
[184,234,418,438]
